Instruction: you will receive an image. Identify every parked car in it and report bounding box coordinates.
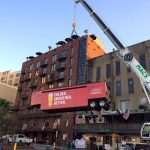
[2,135,13,143]
[13,134,33,145]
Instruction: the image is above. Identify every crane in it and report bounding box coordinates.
[75,0,150,139]
[75,0,150,103]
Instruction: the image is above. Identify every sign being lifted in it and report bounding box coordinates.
[31,82,110,112]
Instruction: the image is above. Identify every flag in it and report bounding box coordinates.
[55,130,58,138]
[22,124,27,130]
[65,119,69,127]
[42,125,45,131]
[123,110,130,120]
[53,121,58,129]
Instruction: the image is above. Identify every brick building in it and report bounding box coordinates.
[12,34,105,145]
[12,35,150,148]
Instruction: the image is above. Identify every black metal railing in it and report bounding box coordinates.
[73,123,143,133]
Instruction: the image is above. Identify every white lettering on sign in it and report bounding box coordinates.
[51,91,72,106]
[90,88,102,95]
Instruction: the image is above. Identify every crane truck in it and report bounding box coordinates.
[75,0,150,139]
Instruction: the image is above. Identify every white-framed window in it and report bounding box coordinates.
[68,80,72,86]
[120,100,128,113]
[51,64,56,71]
[69,68,73,76]
[52,54,57,62]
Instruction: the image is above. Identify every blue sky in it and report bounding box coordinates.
[0,0,150,71]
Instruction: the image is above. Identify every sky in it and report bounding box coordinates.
[0,0,150,72]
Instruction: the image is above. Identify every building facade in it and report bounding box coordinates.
[13,35,150,148]
[0,70,21,87]
[12,35,105,145]
[74,40,150,148]
[0,82,18,104]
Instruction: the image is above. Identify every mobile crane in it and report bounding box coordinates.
[75,0,150,139]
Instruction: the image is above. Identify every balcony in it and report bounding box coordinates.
[46,76,55,84]
[24,75,31,81]
[57,54,67,61]
[73,123,143,134]
[40,61,48,67]
[30,81,37,88]
[56,75,65,82]
[39,70,47,76]
[21,93,28,100]
[10,105,20,111]
[57,64,66,71]
[17,112,61,120]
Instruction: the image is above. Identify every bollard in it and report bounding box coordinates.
[13,143,17,150]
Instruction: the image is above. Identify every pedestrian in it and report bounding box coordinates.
[0,139,4,150]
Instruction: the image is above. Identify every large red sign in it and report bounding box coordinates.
[31,82,107,111]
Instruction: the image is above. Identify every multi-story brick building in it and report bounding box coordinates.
[12,34,150,148]
[12,34,105,145]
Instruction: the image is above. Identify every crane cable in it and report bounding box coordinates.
[71,2,78,36]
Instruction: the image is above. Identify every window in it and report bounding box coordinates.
[29,64,34,71]
[60,51,66,58]
[52,54,57,62]
[60,61,65,68]
[44,58,48,64]
[128,78,134,93]
[120,100,128,113]
[96,66,101,81]
[16,73,20,77]
[36,61,40,68]
[107,82,112,96]
[29,73,32,78]
[51,64,56,71]
[43,68,47,74]
[116,80,121,96]
[139,54,146,69]
[35,70,39,76]
[70,48,74,55]
[127,66,131,73]
[116,61,120,75]
[68,80,72,86]
[69,68,73,76]
[41,77,46,83]
[70,57,74,65]
[106,64,111,78]
[59,71,64,78]
[49,84,54,89]
[58,82,63,87]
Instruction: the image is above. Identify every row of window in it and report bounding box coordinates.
[107,78,134,96]
[21,67,73,82]
[26,49,74,72]
[96,54,146,80]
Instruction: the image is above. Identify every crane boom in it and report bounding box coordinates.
[76,0,150,103]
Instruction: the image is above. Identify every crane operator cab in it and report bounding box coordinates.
[141,123,150,139]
